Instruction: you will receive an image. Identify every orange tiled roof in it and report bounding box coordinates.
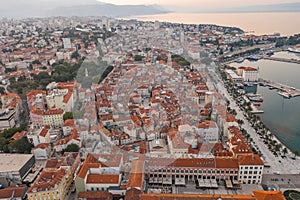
[27,168,66,193]
[32,143,50,150]
[252,190,285,200]
[44,108,64,115]
[127,159,144,189]
[197,120,217,129]
[86,174,120,184]
[78,191,113,199]
[0,186,26,199]
[139,193,257,200]
[238,154,264,166]
[39,128,49,137]
[12,131,26,140]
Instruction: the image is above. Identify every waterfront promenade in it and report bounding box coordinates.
[210,66,300,175]
[261,56,300,64]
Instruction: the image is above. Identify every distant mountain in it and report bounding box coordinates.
[231,2,300,13]
[0,0,167,18]
[47,4,167,18]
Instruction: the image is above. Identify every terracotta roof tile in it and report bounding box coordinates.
[86,174,120,184]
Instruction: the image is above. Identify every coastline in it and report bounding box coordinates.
[123,12,300,36]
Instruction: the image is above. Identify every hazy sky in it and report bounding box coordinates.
[99,0,300,8]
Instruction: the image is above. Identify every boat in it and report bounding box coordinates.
[266,50,274,56]
[259,82,265,86]
[253,103,261,107]
[277,91,291,99]
[248,96,264,102]
[246,55,260,61]
[288,46,300,54]
[236,58,244,63]
[246,94,264,102]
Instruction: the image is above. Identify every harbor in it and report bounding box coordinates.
[260,79,300,98]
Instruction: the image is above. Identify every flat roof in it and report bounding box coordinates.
[0,154,33,173]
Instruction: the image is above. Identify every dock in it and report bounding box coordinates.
[250,104,264,114]
[260,79,300,98]
[261,56,300,64]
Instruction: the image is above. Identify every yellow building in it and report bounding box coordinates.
[42,108,64,127]
[27,168,72,200]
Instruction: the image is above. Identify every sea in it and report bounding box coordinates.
[125,12,300,152]
[230,52,300,152]
[125,12,300,36]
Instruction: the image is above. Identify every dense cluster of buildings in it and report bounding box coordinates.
[0,17,286,199]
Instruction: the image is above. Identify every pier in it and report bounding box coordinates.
[260,79,300,98]
[261,56,300,64]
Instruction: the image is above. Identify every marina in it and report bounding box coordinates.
[260,79,300,98]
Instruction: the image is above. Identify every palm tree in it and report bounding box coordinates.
[293,150,299,159]
[282,147,288,156]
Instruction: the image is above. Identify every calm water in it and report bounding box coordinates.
[126,12,300,35]
[230,52,300,152]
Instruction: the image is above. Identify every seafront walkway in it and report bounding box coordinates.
[261,56,300,64]
[212,67,300,175]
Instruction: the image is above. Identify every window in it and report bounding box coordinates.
[244,171,248,174]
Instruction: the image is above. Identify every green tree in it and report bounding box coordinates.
[63,112,74,121]
[283,147,288,156]
[63,144,80,153]
[14,137,33,153]
[293,150,299,159]
[134,55,144,61]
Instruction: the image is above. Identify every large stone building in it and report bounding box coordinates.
[27,168,72,200]
[0,154,35,185]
